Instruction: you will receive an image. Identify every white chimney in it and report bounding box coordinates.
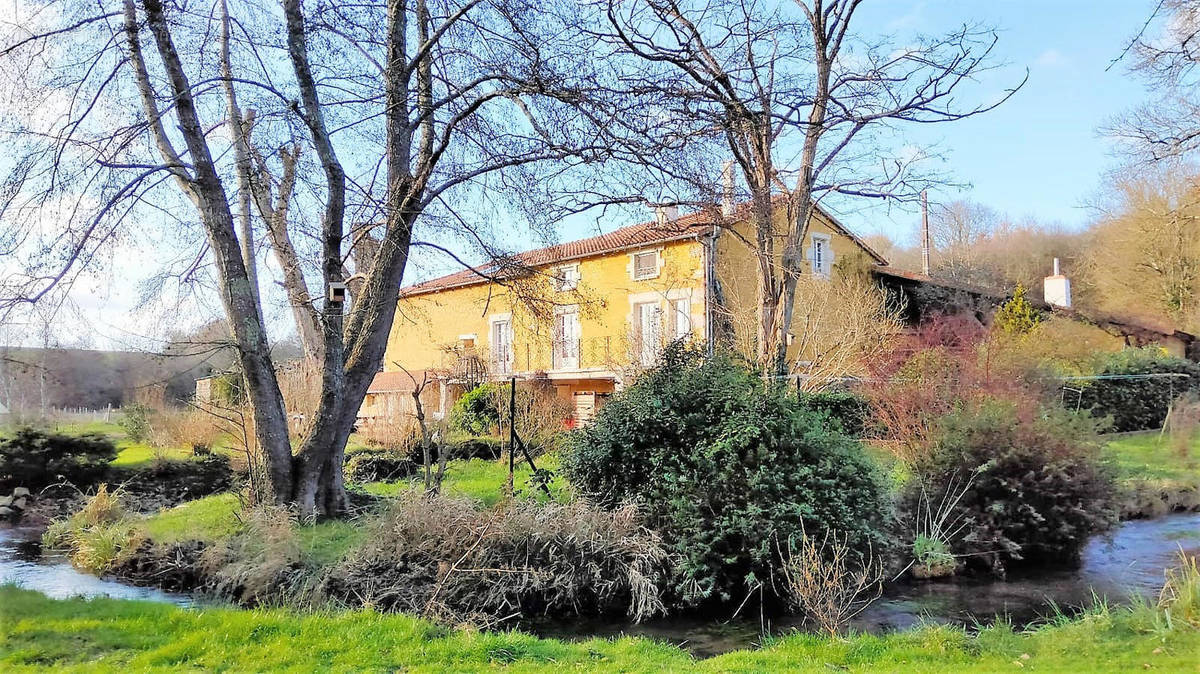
[655,205,679,225]
[721,161,735,216]
[1044,257,1072,309]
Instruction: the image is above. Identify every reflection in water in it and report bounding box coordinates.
[0,527,193,606]
[1,514,1196,658]
[534,513,1200,657]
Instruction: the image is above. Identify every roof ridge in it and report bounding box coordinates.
[400,198,884,297]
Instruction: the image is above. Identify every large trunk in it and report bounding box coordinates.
[136,0,294,502]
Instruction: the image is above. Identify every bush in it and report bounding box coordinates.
[0,427,117,491]
[563,345,889,608]
[324,492,668,623]
[908,398,1117,575]
[1079,347,1200,432]
[345,449,416,483]
[444,436,503,461]
[118,404,153,443]
[796,391,870,437]
[448,383,502,435]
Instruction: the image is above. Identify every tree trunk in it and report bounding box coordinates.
[136,0,294,502]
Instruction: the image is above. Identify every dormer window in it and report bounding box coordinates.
[631,250,660,281]
[554,263,580,291]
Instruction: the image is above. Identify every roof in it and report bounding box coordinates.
[874,267,1196,342]
[366,370,437,394]
[400,200,886,297]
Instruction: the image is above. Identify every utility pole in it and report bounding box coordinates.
[920,190,931,276]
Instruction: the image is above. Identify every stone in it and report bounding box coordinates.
[12,487,30,498]
[0,496,11,508]
[0,506,14,518]
[12,497,27,510]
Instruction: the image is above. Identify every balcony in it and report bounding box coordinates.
[551,338,580,371]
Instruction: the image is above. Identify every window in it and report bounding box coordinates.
[631,250,659,280]
[553,308,580,370]
[635,301,662,366]
[670,298,691,340]
[554,263,580,291]
[490,316,513,374]
[810,234,833,278]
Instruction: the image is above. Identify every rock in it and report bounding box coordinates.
[0,496,11,508]
[0,506,14,518]
[12,497,27,510]
[12,487,30,498]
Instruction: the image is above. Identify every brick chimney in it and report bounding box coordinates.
[1044,257,1072,309]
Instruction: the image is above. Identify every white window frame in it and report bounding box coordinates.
[633,300,662,366]
[552,305,581,370]
[809,233,833,279]
[629,248,663,281]
[488,314,514,374]
[670,297,692,340]
[554,263,580,291]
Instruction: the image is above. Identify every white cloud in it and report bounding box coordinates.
[1035,49,1067,68]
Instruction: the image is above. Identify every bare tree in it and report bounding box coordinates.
[1109,0,1200,161]
[1082,164,1200,330]
[592,0,1022,376]
[928,200,1000,283]
[1,0,611,515]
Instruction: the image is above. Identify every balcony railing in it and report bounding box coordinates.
[551,338,580,370]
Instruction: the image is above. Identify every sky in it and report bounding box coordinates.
[826,0,1159,242]
[0,0,1169,350]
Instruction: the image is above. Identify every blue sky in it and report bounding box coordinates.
[5,1,1164,348]
[831,0,1157,242]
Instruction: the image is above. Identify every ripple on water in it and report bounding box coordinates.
[0,527,193,606]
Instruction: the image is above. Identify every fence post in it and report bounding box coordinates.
[506,376,516,498]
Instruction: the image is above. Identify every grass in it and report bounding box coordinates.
[140,493,244,544]
[364,453,567,507]
[1102,432,1200,483]
[2,585,1198,672]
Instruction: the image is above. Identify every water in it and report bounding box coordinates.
[535,513,1200,656]
[1,515,1196,657]
[0,527,193,606]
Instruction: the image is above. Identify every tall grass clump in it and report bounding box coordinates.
[43,485,141,574]
[324,491,668,625]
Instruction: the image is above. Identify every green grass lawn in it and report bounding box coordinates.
[2,586,1197,673]
[1102,432,1200,483]
[364,453,566,507]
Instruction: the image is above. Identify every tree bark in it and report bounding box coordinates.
[132,0,293,502]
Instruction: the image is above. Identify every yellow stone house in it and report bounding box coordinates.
[372,202,886,423]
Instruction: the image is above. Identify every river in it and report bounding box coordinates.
[2,514,1197,657]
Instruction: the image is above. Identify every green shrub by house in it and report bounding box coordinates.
[796,390,871,437]
[563,345,889,608]
[448,382,502,435]
[910,398,1117,575]
[0,426,117,490]
[1079,347,1200,432]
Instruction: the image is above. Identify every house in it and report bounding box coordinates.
[874,265,1198,359]
[379,201,886,421]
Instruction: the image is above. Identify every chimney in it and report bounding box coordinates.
[655,205,679,225]
[1043,257,1072,309]
[721,161,735,216]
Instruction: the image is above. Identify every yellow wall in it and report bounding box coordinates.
[384,238,707,376]
[714,209,872,361]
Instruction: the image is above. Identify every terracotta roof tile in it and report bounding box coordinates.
[401,200,885,297]
[366,370,436,394]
